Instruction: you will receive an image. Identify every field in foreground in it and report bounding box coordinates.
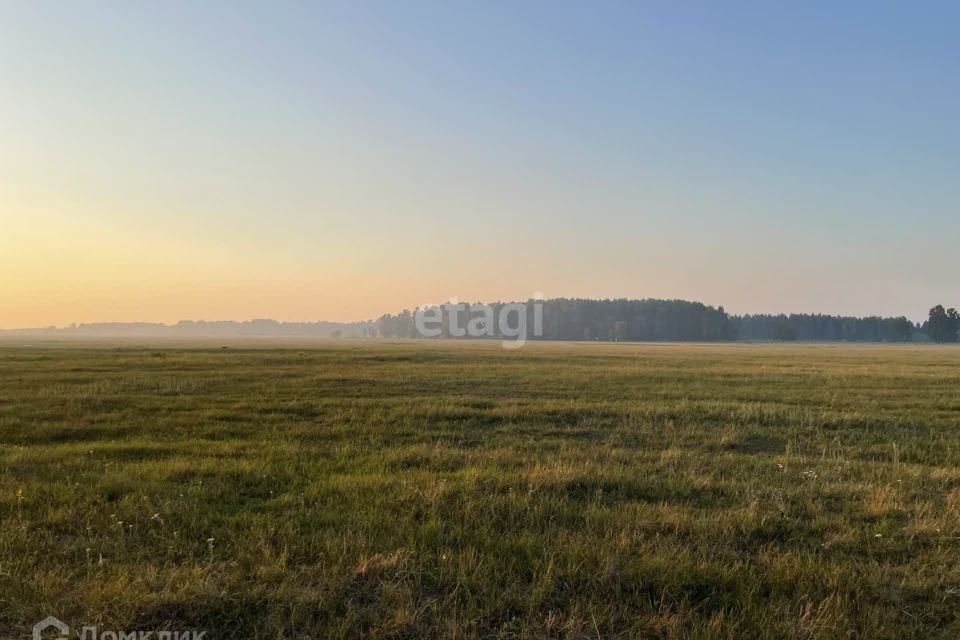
[2,340,960,639]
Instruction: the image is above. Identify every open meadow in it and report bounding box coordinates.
[3,340,960,639]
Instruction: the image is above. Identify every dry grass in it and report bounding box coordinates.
[2,340,960,638]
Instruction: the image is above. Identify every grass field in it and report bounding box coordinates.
[3,340,960,639]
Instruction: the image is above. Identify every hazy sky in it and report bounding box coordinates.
[2,1,958,327]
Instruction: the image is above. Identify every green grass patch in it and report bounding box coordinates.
[2,341,960,638]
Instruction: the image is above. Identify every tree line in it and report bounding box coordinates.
[8,299,954,343]
[375,298,960,343]
[924,305,960,343]
[734,313,916,342]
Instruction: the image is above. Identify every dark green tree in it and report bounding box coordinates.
[891,316,914,342]
[924,306,959,343]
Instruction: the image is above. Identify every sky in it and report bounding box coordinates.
[2,1,958,328]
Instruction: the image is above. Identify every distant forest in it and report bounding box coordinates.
[5,299,959,343]
[376,298,958,343]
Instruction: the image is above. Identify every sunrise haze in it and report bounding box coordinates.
[3,1,958,328]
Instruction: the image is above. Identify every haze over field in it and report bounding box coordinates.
[7,5,960,637]
[3,1,959,329]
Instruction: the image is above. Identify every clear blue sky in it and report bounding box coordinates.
[2,1,957,326]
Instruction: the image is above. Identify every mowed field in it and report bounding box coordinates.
[3,340,960,639]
